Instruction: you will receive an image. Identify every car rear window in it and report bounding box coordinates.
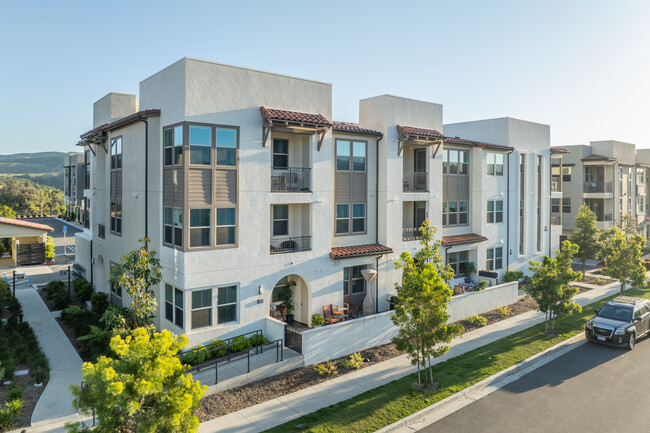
[598,304,632,322]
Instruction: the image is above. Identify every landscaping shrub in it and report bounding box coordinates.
[44,280,65,299]
[475,280,490,291]
[61,305,95,337]
[465,315,488,327]
[314,360,338,376]
[208,339,227,358]
[73,278,93,302]
[502,270,525,283]
[53,291,70,310]
[496,306,511,318]
[0,399,23,431]
[230,336,253,353]
[184,344,208,365]
[311,313,324,326]
[78,325,111,360]
[338,352,364,370]
[249,334,268,347]
[8,383,23,401]
[592,277,607,285]
[90,292,109,316]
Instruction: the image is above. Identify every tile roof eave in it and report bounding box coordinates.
[329,244,393,260]
[0,217,54,232]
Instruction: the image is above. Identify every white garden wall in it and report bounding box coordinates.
[447,281,518,322]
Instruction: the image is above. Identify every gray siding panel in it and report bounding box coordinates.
[110,171,122,202]
[457,176,469,201]
[173,169,184,207]
[188,169,212,206]
[443,175,448,202]
[215,169,237,206]
[163,168,173,204]
[351,173,367,203]
[335,173,351,203]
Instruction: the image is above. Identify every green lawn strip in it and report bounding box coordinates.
[266,290,648,433]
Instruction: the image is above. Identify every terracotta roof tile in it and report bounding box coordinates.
[80,109,161,139]
[550,146,569,154]
[332,121,382,137]
[581,154,617,162]
[330,244,393,260]
[441,233,488,247]
[260,107,331,127]
[0,217,54,232]
[397,125,513,151]
[397,125,444,139]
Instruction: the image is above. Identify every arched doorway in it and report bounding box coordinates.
[270,274,311,326]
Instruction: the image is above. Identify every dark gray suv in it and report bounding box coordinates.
[585,296,650,350]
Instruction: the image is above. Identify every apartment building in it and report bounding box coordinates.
[74,58,558,356]
[63,152,89,226]
[561,140,650,239]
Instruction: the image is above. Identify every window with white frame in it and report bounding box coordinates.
[165,283,184,329]
[487,152,504,176]
[217,286,237,324]
[447,251,469,276]
[562,166,572,182]
[191,289,212,329]
[272,205,288,236]
[216,207,236,245]
[189,208,211,247]
[486,247,503,271]
[487,200,503,223]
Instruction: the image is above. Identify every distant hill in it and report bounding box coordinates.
[0,152,67,189]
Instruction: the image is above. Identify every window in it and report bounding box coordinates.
[343,266,366,296]
[98,223,106,239]
[353,142,366,171]
[487,200,503,223]
[487,152,504,176]
[443,149,469,175]
[164,126,183,166]
[216,128,237,166]
[164,207,172,244]
[336,140,366,171]
[174,125,183,165]
[443,201,468,226]
[84,150,90,189]
[562,166,572,182]
[352,203,365,233]
[110,263,122,298]
[191,289,212,329]
[189,125,211,165]
[110,137,122,170]
[637,168,645,185]
[110,202,121,234]
[272,205,288,236]
[273,139,289,168]
[217,286,237,324]
[486,247,503,271]
[562,198,571,214]
[638,196,645,214]
[447,251,469,276]
[216,208,236,245]
[336,204,349,234]
[272,277,288,303]
[551,198,560,213]
[173,208,183,247]
[336,140,350,171]
[189,208,211,247]
[165,283,184,329]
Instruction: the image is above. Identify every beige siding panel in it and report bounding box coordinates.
[335,172,350,204]
[163,169,173,204]
[215,169,237,205]
[458,175,469,201]
[173,169,184,207]
[351,173,367,203]
[188,169,212,206]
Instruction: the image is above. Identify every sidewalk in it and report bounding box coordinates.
[16,286,87,432]
[199,281,622,433]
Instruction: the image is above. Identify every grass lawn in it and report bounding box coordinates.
[266,289,649,433]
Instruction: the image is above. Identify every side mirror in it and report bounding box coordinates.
[594,309,599,315]
[634,317,642,322]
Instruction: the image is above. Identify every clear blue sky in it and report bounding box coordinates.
[1,0,649,153]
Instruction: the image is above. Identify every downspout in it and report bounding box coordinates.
[505,149,514,270]
[375,135,382,313]
[138,118,149,239]
[90,239,93,286]
[548,155,552,257]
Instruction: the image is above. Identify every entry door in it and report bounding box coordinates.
[414,202,427,228]
[414,149,427,191]
[344,266,366,311]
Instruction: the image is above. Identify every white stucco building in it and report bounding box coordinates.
[74,58,558,360]
[63,152,89,226]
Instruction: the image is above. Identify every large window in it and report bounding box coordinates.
[442,149,469,174]
[343,265,366,297]
[164,207,172,244]
[191,289,212,329]
[189,125,211,165]
[336,204,349,234]
[273,139,289,168]
[448,251,469,276]
[487,200,503,223]
[110,137,122,170]
[486,247,503,271]
[84,150,90,189]
[216,128,237,166]
[443,201,468,226]
[487,152,504,176]
[336,140,366,171]
[562,166,572,182]
[164,125,183,166]
[562,198,571,214]
[189,208,211,247]
[216,208,236,245]
[110,202,122,234]
[352,203,366,233]
[217,286,237,324]
[173,208,183,247]
[272,205,288,236]
[165,283,184,329]
[272,277,289,303]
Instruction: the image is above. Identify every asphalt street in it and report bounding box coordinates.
[421,336,650,433]
[23,217,82,255]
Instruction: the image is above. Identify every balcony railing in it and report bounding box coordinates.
[403,172,428,192]
[596,213,613,222]
[270,236,311,254]
[402,227,422,241]
[550,215,562,226]
[271,167,311,192]
[551,177,562,192]
[583,181,613,193]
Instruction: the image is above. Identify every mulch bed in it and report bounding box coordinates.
[578,276,610,286]
[198,295,540,422]
[0,370,46,430]
[36,285,85,313]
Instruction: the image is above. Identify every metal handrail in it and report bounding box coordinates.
[181,329,262,361]
[403,172,428,192]
[583,181,613,193]
[270,235,311,254]
[271,167,311,192]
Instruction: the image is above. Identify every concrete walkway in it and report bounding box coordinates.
[199,281,623,433]
[16,286,86,432]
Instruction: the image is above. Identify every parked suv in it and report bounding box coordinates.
[585,296,650,350]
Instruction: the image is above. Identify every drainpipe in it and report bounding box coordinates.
[375,135,382,313]
[548,155,552,257]
[90,239,93,286]
[505,149,515,271]
[138,118,149,239]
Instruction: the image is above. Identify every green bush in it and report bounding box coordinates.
[2,360,14,382]
[8,383,23,401]
[338,352,364,370]
[61,305,95,336]
[314,361,338,376]
[44,280,65,299]
[503,270,525,283]
[208,339,227,358]
[53,291,70,310]
[465,315,488,327]
[78,325,111,360]
[311,313,324,326]
[496,306,511,318]
[249,334,268,347]
[184,344,208,366]
[74,279,93,302]
[0,398,23,431]
[91,292,109,316]
[475,280,490,292]
[230,336,253,353]
[591,277,607,285]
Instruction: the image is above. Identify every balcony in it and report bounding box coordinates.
[271,167,311,192]
[403,172,428,192]
[584,181,613,193]
[402,227,422,241]
[550,215,562,226]
[551,177,562,193]
[270,236,311,254]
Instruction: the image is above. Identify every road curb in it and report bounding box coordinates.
[376,332,587,433]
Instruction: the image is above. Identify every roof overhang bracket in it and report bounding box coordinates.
[317,128,327,151]
[87,143,96,157]
[432,140,444,159]
[262,119,273,147]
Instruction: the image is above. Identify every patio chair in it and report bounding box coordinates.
[323,304,340,325]
[344,303,359,319]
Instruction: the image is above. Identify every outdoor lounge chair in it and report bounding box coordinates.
[323,304,340,325]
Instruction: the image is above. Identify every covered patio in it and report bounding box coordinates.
[0,217,54,267]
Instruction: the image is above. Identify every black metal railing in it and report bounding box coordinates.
[403,172,428,192]
[271,167,311,192]
[584,181,613,193]
[402,227,422,241]
[270,235,311,254]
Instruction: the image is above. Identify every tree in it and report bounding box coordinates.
[619,213,640,238]
[602,227,646,296]
[570,205,601,278]
[526,241,582,333]
[68,328,206,433]
[45,236,55,262]
[391,221,462,387]
[109,238,162,332]
[0,205,16,219]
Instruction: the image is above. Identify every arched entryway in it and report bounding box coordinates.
[270,274,311,326]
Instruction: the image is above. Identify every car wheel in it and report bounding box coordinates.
[628,333,635,350]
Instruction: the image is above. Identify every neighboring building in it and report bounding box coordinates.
[560,140,649,240]
[74,58,558,360]
[63,151,89,226]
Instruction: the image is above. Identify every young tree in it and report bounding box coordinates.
[619,213,640,238]
[526,240,582,333]
[109,238,162,331]
[45,236,55,262]
[68,328,206,433]
[603,227,646,296]
[570,205,601,277]
[391,221,462,387]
